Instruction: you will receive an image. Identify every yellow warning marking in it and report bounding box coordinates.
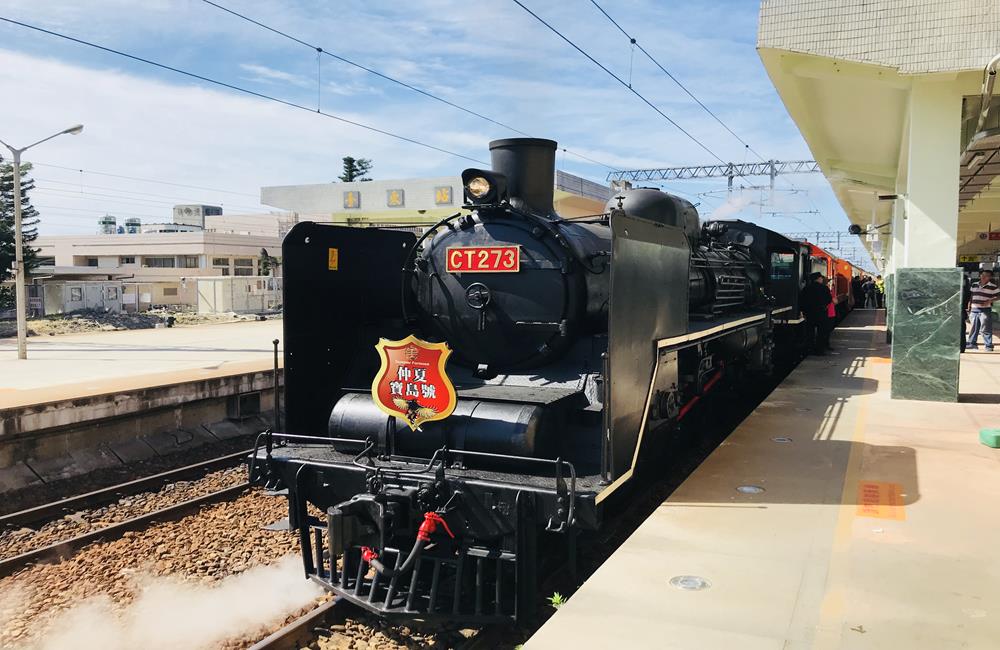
[857,481,906,520]
[328,248,339,271]
[870,357,892,364]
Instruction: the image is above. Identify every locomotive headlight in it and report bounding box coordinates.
[466,176,491,199]
[461,168,506,205]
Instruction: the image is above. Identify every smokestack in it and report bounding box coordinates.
[489,138,556,216]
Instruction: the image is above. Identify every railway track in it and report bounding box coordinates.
[0,448,252,530]
[0,449,253,577]
[246,597,501,650]
[0,481,250,578]
[247,599,344,650]
[0,480,301,649]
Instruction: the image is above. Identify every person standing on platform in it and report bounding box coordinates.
[961,274,972,353]
[875,275,885,308]
[826,280,838,351]
[799,272,833,355]
[967,269,999,351]
[862,276,876,308]
[852,274,864,309]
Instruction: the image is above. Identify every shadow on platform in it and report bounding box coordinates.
[959,393,1000,404]
[668,309,921,508]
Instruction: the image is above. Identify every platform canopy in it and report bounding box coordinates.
[757,0,1000,270]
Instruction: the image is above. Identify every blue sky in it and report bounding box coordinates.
[0,0,868,266]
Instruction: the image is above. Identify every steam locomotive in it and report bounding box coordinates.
[253,138,818,623]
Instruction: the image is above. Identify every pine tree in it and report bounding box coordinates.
[0,156,41,308]
[337,156,373,182]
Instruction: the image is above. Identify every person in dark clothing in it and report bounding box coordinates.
[961,274,972,353]
[799,272,834,355]
[862,276,877,308]
[851,275,864,309]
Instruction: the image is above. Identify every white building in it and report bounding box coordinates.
[260,170,612,226]
[34,230,281,279]
[31,229,282,308]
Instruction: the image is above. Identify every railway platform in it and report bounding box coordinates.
[528,309,1000,649]
[0,320,283,490]
[0,319,282,407]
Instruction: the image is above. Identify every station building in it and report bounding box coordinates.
[259,170,611,229]
[757,0,1000,401]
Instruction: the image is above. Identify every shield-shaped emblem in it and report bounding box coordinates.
[371,335,457,430]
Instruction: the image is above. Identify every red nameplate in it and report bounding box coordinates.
[446,246,520,273]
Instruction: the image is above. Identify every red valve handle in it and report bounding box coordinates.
[417,511,455,542]
[361,546,378,563]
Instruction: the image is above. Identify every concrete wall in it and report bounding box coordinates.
[0,369,283,488]
[41,281,124,315]
[122,281,198,310]
[196,276,282,314]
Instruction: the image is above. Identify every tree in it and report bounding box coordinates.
[259,247,281,276]
[338,156,373,182]
[0,156,40,309]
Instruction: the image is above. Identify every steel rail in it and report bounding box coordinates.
[246,596,496,650]
[0,449,253,529]
[246,598,344,650]
[0,482,250,578]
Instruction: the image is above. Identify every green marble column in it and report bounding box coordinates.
[884,273,894,343]
[890,268,962,402]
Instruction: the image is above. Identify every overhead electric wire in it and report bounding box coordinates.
[201,0,527,136]
[33,176,264,209]
[0,16,487,165]
[585,0,835,228]
[199,0,618,171]
[34,186,264,213]
[509,0,725,165]
[31,163,259,197]
[587,0,766,162]
[34,204,167,219]
[35,187,221,208]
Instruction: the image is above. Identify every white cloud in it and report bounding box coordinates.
[238,63,310,87]
[0,48,485,234]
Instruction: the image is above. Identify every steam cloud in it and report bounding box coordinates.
[1,584,30,632]
[14,555,323,650]
[708,191,756,220]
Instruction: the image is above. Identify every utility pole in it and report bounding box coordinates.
[0,124,84,359]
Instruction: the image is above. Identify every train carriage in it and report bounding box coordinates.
[805,242,854,320]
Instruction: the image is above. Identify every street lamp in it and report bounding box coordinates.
[0,124,84,360]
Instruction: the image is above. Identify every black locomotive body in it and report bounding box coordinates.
[254,138,808,623]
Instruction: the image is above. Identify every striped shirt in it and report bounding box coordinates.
[971,281,1000,310]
